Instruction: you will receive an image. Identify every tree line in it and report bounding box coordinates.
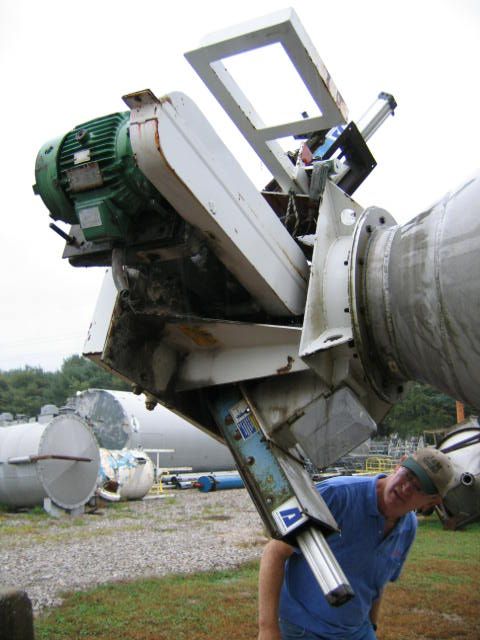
[0,357,465,437]
[0,355,129,419]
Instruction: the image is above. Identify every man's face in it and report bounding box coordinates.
[379,466,442,519]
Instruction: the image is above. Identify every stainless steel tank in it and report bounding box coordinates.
[438,417,480,529]
[72,389,235,472]
[0,414,100,509]
[355,173,480,409]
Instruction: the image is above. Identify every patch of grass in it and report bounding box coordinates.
[1,522,146,548]
[35,563,260,640]
[105,501,133,510]
[379,519,480,640]
[34,518,480,640]
[0,523,46,537]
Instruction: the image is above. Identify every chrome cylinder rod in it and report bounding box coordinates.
[357,92,397,141]
[297,526,354,606]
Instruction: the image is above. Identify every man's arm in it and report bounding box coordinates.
[258,539,294,640]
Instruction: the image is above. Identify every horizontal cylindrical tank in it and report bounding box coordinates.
[0,414,100,509]
[72,389,235,472]
[97,449,154,501]
[438,418,480,528]
[195,473,244,492]
[354,173,480,409]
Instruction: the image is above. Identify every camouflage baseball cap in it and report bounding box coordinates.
[400,448,454,497]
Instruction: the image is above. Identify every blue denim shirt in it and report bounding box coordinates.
[279,475,417,639]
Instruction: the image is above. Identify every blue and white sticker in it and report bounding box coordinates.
[229,400,259,440]
[272,496,308,535]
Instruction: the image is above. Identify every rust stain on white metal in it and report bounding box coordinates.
[179,325,221,347]
[277,355,294,374]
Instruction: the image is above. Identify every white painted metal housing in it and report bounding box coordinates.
[123,89,309,317]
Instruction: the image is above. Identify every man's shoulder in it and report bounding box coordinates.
[316,474,377,491]
[315,474,377,511]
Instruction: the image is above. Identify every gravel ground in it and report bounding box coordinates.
[0,489,266,614]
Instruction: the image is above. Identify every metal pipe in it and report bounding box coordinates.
[354,173,480,410]
[195,474,244,492]
[7,454,92,465]
[297,527,354,606]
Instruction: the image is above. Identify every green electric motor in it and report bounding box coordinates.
[33,111,163,242]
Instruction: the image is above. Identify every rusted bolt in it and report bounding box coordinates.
[145,400,157,411]
[224,415,234,425]
[233,430,242,441]
[246,456,255,466]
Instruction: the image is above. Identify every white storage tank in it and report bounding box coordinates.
[0,414,100,510]
[439,417,480,529]
[97,448,155,501]
[72,389,235,472]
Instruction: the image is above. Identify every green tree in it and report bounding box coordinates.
[59,355,129,398]
[0,356,129,419]
[379,383,457,437]
[0,367,54,417]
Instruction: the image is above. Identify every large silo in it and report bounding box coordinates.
[72,389,235,472]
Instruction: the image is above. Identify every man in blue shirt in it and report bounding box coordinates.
[258,448,454,640]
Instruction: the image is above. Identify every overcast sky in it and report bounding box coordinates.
[0,0,479,372]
